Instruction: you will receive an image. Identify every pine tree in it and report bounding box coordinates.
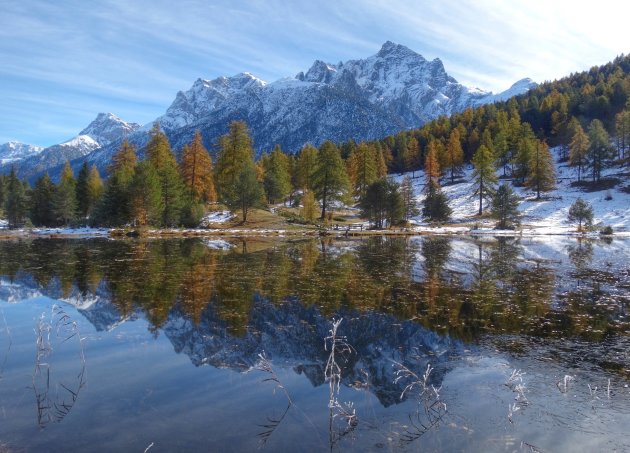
[76,162,90,219]
[513,123,536,184]
[99,140,137,225]
[297,144,318,191]
[130,161,163,226]
[53,162,77,226]
[263,145,291,204]
[0,176,6,217]
[587,119,613,182]
[31,173,56,226]
[568,197,594,231]
[180,130,217,203]
[614,110,630,160]
[491,183,521,229]
[400,175,419,221]
[312,141,349,220]
[215,121,255,202]
[471,144,498,215]
[526,141,556,199]
[5,167,29,228]
[569,123,590,182]
[224,161,264,222]
[347,142,377,198]
[145,123,184,226]
[422,182,451,223]
[360,178,403,229]
[444,129,464,183]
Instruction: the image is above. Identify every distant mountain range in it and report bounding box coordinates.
[1,41,536,181]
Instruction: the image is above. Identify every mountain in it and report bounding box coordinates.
[4,113,140,181]
[0,141,43,165]
[4,42,535,179]
[146,41,535,156]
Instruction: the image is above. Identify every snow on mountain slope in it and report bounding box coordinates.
[7,42,535,179]
[0,141,43,165]
[3,112,140,181]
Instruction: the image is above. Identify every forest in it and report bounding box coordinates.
[1,54,629,230]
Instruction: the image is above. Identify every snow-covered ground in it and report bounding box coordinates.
[32,227,112,237]
[394,148,630,236]
[199,210,235,226]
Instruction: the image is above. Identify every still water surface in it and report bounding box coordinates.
[0,236,629,452]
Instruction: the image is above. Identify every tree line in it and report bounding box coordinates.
[2,54,628,229]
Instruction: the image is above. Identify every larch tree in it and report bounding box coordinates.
[215,121,255,202]
[444,129,464,183]
[180,130,217,203]
[130,161,163,226]
[53,161,77,226]
[614,110,630,160]
[526,141,556,199]
[471,144,498,215]
[312,141,349,220]
[145,123,184,226]
[86,165,104,218]
[587,119,613,182]
[513,123,536,184]
[296,144,318,191]
[424,140,441,187]
[224,160,264,223]
[400,175,419,222]
[347,142,378,198]
[407,137,421,178]
[263,145,292,204]
[569,123,590,182]
[100,140,137,225]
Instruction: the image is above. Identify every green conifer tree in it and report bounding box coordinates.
[31,173,56,226]
[312,141,349,220]
[5,167,29,228]
[130,161,163,226]
[53,162,77,226]
[224,161,264,222]
[471,145,498,215]
[569,123,590,182]
[76,161,90,219]
[491,183,521,229]
[263,145,291,204]
[526,141,556,199]
[215,121,255,202]
[587,119,613,182]
[568,197,594,231]
[297,144,318,191]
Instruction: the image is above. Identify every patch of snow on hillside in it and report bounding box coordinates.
[200,211,234,226]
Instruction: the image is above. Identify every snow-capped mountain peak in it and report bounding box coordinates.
[0,141,44,165]
[78,112,141,147]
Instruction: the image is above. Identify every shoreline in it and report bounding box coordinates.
[0,225,626,240]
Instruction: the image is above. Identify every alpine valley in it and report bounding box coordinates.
[1,41,535,181]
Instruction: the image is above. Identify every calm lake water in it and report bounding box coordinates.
[0,236,629,452]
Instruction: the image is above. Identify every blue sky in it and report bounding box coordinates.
[1,0,629,147]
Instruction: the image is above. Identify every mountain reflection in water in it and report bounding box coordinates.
[0,236,629,452]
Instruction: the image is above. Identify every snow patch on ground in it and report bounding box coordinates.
[200,211,235,226]
[392,147,630,236]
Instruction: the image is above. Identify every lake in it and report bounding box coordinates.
[0,236,629,452]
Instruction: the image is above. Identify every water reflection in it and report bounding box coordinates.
[1,236,630,451]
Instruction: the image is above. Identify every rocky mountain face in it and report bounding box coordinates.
[3,113,140,181]
[0,141,43,165]
[3,42,535,179]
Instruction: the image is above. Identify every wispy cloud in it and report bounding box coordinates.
[1,0,628,146]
